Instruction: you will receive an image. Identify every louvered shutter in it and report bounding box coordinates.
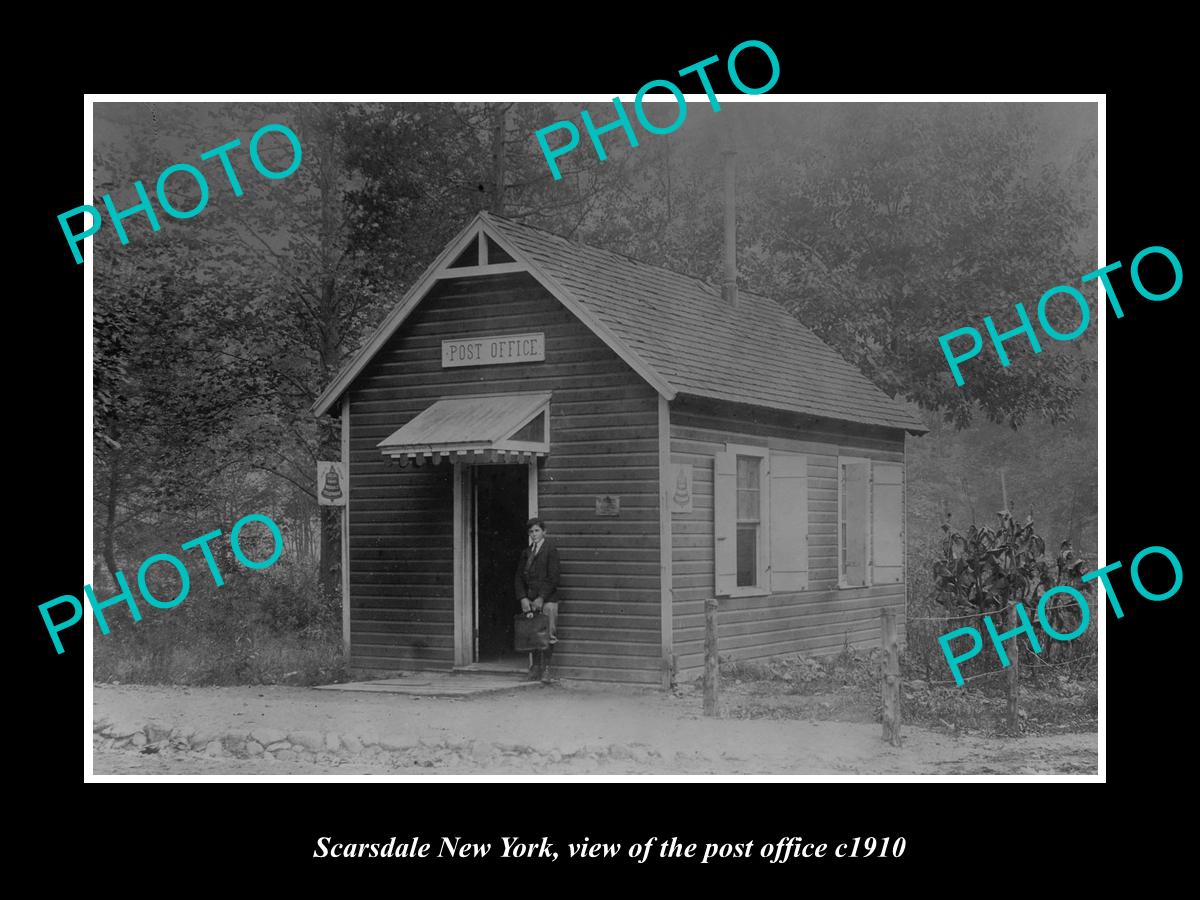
[843,461,869,587]
[871,462,904,584]
[769,451,808,592]
[714,449,737,596]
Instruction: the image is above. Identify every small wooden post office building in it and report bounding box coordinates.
[312,212,928,686]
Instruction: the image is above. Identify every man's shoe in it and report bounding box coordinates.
[540,646,555,683]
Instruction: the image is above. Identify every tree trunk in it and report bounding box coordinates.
[314,112,343,600]
[103,448,120,585]
[491,105,508,215]
[319,505,338,597]
[664,139,672,222]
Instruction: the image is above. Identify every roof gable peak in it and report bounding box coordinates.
[310,214,675,418]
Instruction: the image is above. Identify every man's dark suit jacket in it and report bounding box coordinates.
[515,539,561,605]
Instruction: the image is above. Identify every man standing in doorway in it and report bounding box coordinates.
[515,517,561,683]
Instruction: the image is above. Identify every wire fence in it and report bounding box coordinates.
[907,599,1085,623]
[925,652,1098,686]
[902,590,1098,706]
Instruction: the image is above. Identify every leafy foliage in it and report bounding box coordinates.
[93,560,345,686]
[931,511,1091,641]
[581,103,1097,428]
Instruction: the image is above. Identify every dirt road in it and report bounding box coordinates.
[91,682,1097,776]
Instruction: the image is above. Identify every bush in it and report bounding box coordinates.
[92,556,347,686]
[912,511,1098,687]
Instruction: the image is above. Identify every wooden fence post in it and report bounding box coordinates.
[1007,601,1020,734]
[703,599,719,717]
[881,608,901,746]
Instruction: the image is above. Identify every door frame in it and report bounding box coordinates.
[453,460,539,666]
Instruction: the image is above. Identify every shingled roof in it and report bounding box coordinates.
[484,214,927,434]
[312,212,928,434]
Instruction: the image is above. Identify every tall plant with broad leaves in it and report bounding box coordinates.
[931,511,1091,647]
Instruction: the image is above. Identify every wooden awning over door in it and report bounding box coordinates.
[376,391,551,467]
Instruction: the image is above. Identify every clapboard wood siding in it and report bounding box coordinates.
[669,396,908,677]
[347,271,663,682]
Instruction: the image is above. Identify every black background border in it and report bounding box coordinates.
[22,27,1189,884]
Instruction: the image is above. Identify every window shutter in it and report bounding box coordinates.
[770,451,808,592]
[714,449,737,597]
[843,461,869,587]
[871,462,904,584]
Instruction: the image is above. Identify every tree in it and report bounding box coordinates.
[574,103,1098,429]
[93,103,239,582]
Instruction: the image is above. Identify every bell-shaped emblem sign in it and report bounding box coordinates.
[321,465,343,501]
[673,465,691,506]
[670,464,693,513]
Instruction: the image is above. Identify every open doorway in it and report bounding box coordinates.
[473,465,530,668]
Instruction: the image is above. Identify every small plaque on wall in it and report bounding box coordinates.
[670,463,693,513]
[595,495,620,516]
[442,333,545,368]
[317,461,347,507]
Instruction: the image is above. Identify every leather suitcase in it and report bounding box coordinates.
[513,612,550,651]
